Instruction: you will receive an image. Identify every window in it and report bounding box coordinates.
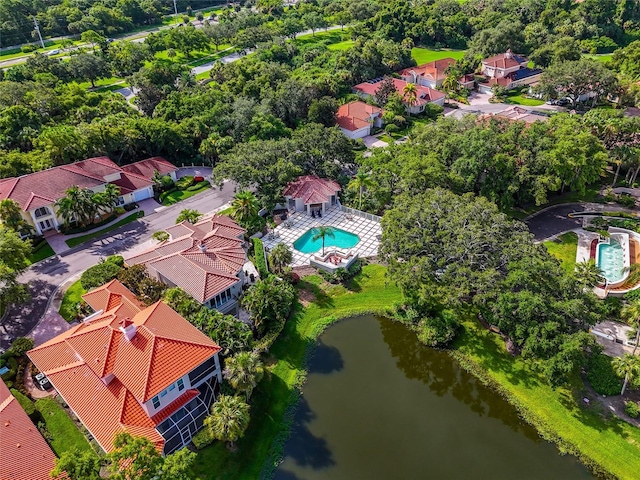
[34,207,50,218]
[160,389,168,397]
[152,396,160,409]
[188,357,217,386]
[118,196,125,206]
[177,378,184,391]
[168,384,175,392]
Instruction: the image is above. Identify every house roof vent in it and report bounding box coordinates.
[119,318,136,341]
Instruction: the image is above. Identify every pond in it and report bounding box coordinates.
[275,315,593,480]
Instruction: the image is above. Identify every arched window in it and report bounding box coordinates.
[34,207,51,218]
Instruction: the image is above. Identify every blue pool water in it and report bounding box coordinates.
[597,241,626,284]
[293,227,360,254]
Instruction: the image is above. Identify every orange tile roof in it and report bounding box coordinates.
[283,175,341,205]
[28,282,221,454]
[336,101,382,131]
[150,389,199,424]
[353,78,446,105]
[0,156,174,212]
[0,379,63,480]
[399,57,456,82]
[126,215,246,303]
[482,50,528,69]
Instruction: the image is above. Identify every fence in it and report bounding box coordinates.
[340,205,382,223]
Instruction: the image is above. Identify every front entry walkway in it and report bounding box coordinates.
[262,207,381,267]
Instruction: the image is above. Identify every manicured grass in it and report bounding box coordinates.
[161,184,211,205]
[453,319,640,480]
[327,39,355,51]
[35,398,94,457]
[58,280,87,322]
[295,29,344,46]
[27,239,55,265]
[504,93,545,106]
[65,211,144,248]
[543,232,578,273]
[75,76,126,91]
[192,264,402,479]
[411,47,465,65]
[585,54,613,63]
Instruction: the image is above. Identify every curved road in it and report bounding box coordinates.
[0,178,236,350]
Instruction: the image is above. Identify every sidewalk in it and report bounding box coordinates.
[46,199,161,255]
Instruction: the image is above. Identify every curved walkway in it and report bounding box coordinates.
[525,202,637,241]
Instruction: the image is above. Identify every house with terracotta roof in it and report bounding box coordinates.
[28,280,223,456]
[0,156,177,235]
[0,379,63,480]
[125,214,247,315]
[336,101,383,139]
[477,49,542,94]
[399,58,456,89]
[283,176,341,216]
[353,78,446,115]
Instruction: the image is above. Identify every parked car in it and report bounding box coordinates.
[46,49,60,56]
[35,372,52,390]
[556,98,570,106]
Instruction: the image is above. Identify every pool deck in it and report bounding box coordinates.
[262,207,381,268]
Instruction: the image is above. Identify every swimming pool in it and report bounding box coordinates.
[597,239,627,284]
[293,227,360,254]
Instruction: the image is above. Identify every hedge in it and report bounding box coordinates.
[586,353,622,396]
[176,176,195,190]
[10,388,35,416]
[80,261,122,290]
[60,214,117,235]
[186,180,210,191]
[192,427,215,449]
[252,238,269,278]
[159,187,178,202]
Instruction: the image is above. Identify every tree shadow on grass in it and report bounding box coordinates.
[296,279,334,310]
[557,388,628,438]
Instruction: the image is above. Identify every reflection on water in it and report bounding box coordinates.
[275,315,593,480]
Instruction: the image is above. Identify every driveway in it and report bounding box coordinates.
[0,180,237,350]
[362,135,388,148]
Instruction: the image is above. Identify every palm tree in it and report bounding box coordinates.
[312,226,335,256]
[347,170,374,210]
[152,231,169,243]
[204,395,250,450]
[268,243,292,274]
[574,260,605,288]
[176,209,203,224]
[229,191,259,225]
[223,351,265,401]
[442,74,459,96]
[612,354,640,395]
[622,300,640,356]
[402,83,418,115]
[55,186,95,227]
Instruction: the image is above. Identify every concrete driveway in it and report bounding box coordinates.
[362,135,388,148]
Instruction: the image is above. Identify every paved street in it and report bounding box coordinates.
[0,177,236,350]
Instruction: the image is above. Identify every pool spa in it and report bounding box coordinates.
[293,227,360,254]
[596,232,630,287]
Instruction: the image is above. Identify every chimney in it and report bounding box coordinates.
[505,48,512,59]
[119,318,136,341]
[199,242,206,253]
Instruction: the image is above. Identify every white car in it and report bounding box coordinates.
[46,49,60,56]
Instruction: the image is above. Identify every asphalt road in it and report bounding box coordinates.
[0,179,236,350]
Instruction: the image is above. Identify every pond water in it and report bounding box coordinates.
[275,315,593,480]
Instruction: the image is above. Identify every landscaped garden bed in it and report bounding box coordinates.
[65,211,144,248]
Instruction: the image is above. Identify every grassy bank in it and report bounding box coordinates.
[162,184,211,205]
[27,239,55,265]
[35,398,94,456]
[543,232,578,272]
[452,320,640,480]
[192,264,402,479]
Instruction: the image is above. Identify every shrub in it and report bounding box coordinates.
[60,214,117,235]
[417,310,460,347]
[0,357,18,382]
[616,194,636,208]
[161,175,174,188]
[385,124,399,133]
[7,337,34,356]
[586,353,622,396]
[80,261,122,290]
[252,238,269,278]
[191,428,214,449]
[114,206,126,215]
[625,401,639,418]
[186,180,210,191]
[105,255,124,267]
[318,258,363,284]
[10,388,35,416]
[176,176,195,190]
[21,44,37,53]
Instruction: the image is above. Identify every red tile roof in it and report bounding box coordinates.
[398,58,456,82]
[28,281,221,454]
[283,175,341,205]
[353,78,445,105]
[336,101,382,131]
[150,389,199,424]
[126,215,246,303]
[0,157,175,212]
[0,379,63,480]
[482,50,528,69]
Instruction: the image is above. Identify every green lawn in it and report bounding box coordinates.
[65,211,144,248]
[192,264,402,479]
[411,47,466,65]
[327,39,355,51]
[35,398,94,457]
[75,76,126,90]
[162,184,211,206]
[584,54,613,63]
[543,232,578,273]
[59,280,87,322]
[27,239,55,265]
[453,320,640,480]
[504,93,545,106]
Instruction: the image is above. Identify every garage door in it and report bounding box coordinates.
[133,189,151,202]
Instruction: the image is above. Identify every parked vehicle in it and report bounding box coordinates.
[35,372,52,390]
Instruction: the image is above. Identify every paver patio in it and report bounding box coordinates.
[262,207,381,267]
